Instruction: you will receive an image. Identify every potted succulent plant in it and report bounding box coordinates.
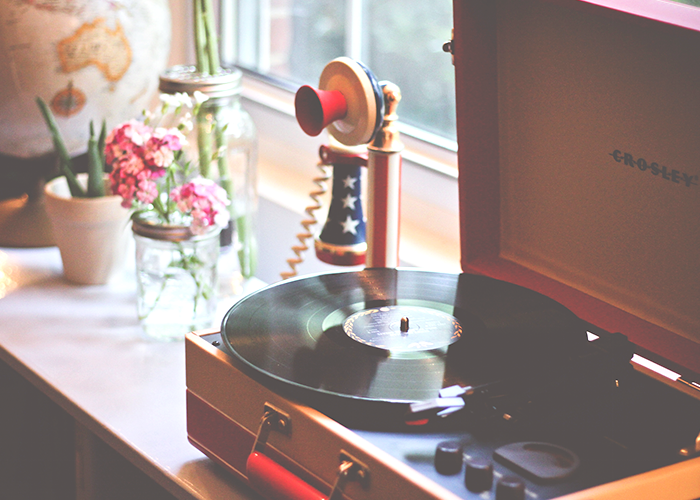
[37,98,131,285]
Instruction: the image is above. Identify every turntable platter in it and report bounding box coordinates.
[221,269,587,427]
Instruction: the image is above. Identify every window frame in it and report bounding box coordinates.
[217,0,462,271]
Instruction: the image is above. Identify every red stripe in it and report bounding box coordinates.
[247,452,327,500]
[370,153,389,267]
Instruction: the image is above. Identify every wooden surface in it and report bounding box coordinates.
[0,246,263,500]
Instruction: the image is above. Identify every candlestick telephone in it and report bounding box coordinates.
[282,57,403,279]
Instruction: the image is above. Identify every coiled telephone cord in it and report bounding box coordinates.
[280,160,332,280]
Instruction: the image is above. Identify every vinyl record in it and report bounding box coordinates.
[221,269,587,428]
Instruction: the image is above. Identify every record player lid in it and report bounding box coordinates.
[453,0,700,372]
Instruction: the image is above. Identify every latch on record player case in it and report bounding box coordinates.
[250,404,370,499]
[252,403,292,454]
[329,450,370,500]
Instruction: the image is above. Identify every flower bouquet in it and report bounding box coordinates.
[107,95,231,340]
[106,99,229,232]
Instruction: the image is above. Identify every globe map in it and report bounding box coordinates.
[0,0,171,158]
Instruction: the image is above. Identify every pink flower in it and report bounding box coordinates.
[104,120,149,165]
[108,147,155,208]
[106,120,186,208]
[135,178,159,205]
[143,127,185,170]
[170,177,230,234]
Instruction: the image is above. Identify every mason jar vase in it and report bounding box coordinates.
[132,216,221,341]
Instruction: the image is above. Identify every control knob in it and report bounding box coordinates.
[434,441,463,475]
[464,457,493,493]
[496,476,526,500]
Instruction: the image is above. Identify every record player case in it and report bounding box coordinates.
[186,1,700,499]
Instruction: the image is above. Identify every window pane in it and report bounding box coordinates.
[364,1,455,139]
[286,0,346,83]
[227,0,456,141]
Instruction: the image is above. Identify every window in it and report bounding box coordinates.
[218,0,461,273]
[220,0,457,144]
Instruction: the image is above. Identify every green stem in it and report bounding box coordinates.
[236,213,257,278]
[35,97,86,198]
[138,271,170,320]
[201,0,221,73]
[214,117,231,196]
[138,237,215,326]
[196,110,213,178]
[86,121,105,197]
[214,119,228,171]
[211,108,257,277]
[175,243,213,317]
[97,119,107,172]
[165,168,175,223]
[151,196,169,222]
[194,0,209,74]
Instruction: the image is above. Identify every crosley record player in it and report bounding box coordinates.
[185,1,700,499]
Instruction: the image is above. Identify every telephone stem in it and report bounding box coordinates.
[367,82,403,269]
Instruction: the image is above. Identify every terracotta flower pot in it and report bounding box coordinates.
[44,174,131,285]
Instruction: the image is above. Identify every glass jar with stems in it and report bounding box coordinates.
[159,65,257,296]
[132,214,221,341]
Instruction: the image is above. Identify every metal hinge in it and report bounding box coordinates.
[252,403,291,454]
[328,450,371,500]
[442,29,455,65]
[251,405,370,498]
[679,430,700,458]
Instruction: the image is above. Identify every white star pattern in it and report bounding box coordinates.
[340,215,360,235]
[342,175,357,190]
[342,193,358,209]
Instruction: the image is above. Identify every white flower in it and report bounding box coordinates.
[159,92,194,109]
[159,93,182,107]
[193,91,209,105]
[179,112,194,133]
[175,92,193,108]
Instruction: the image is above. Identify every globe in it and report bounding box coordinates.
[0,0,171,158]
[0,0,171,248]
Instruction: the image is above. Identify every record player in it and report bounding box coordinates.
[186,1,700,499]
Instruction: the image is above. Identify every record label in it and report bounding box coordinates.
[343,305,461,352]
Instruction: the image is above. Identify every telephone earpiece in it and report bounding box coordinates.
[295,57,384,147]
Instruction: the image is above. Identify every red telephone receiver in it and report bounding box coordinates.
[282,57,402,279]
